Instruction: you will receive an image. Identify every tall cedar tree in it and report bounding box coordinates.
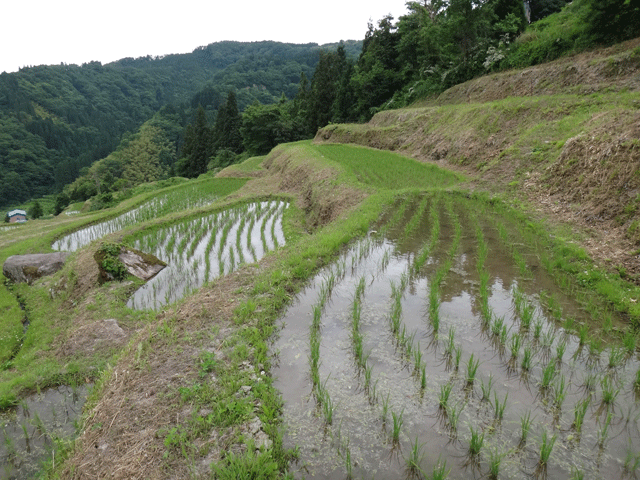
[212,91,243,154]
[179,106,212,177]
[308,46,350,131]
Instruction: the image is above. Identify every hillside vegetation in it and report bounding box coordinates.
[1,1,640,477]
[0,41,360,207]
[318,38,640,278]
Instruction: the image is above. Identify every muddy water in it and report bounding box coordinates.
[0,385,89,479]
[273,194,640,479]
[127,200,288,310]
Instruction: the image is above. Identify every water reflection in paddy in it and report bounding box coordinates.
[273,194,640,480]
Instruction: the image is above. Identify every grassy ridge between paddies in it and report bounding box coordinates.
[54,143,464,478]
[0,177,247,409]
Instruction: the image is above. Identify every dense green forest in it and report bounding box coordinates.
[2,0,638,211]
[0,41,361,207]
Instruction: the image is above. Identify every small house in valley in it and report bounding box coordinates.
[8,209,27,223]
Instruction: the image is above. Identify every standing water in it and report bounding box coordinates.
[273,193,640,479]
[126,200,288,310]
[0,385,89,479]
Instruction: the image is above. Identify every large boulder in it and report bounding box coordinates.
[2,253,70,284]
[94,244,166,283]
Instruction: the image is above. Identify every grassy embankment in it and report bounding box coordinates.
[0,177,247,409]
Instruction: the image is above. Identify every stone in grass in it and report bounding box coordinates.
[2,252,70,284]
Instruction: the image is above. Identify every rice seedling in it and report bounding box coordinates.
[624,450,640,475]
[454,346,462,372]
[412,341,422,371]
[541,328,555,349]
[577,324,589,346]
[572,397,590,435]
[571,467,585,480]
[509,333,522,360]
[491,316,505,338]
[420,364,427,390]
[431,457,451,480]
[391,409,404,444]
[553,375,567,410]
[444,328,456,358]
[538,430,557,467]
[381,391,390,423]
[521,303,535,331]
[589,337,603,358]
[519,410,533,446]
[598,411,613,447]
[623,331,637,355]
[555,339,567,364]
[601,376,620,406]
[468,426,485,456]
[466,353,480,387]
[405,435,426,478]
[499,324,509,347]
[487,447,506,480]
[364,364,373,392]
[448,401,465,433]
[563,316,575,332]
[533,318,544,341]
[634,367,640,391]
[583,372,597,391]
[343,443,353,479]
[522,346,533,371]
[493,392,508,421]
[513,286,525,316]
[439,382,453,411]
[607,346,626,369]
[480,374,494,402]
[540,360,556,391]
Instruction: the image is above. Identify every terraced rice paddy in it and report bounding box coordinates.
[273,192,640,479]
[126,200,288,310]
[0,385,89,479]
[52,181,241,252]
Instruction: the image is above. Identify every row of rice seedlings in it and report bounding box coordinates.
[428,200,462,335]
[128,201,287,309]
[474,221,492,326]
[494,219,531,278]
[463,201,640,475]
[512,285,537,332]
[400,195,430,242]
[53,181,228,251]
[378,195,415,237]
[411,195,440,275]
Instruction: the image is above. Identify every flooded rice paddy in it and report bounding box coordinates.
[126,200,288,310]
[0,385,89,479]
[52,185,225,252]
[273,193,640,479]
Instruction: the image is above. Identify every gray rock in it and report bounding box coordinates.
[2,252,70,284]
[119,249,165,281]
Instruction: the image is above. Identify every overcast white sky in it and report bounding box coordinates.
[1,0,409,74]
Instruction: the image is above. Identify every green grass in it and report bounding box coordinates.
[311,143,464,191]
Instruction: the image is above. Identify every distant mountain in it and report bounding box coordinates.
[0,40,362,207]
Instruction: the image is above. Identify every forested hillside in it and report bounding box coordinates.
[0,41,360,207]
[2,0,638,212]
